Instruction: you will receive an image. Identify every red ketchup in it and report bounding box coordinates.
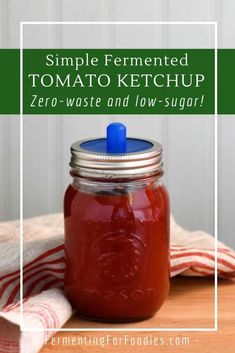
[64,123,170,322]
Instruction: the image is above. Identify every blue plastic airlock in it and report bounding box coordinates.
[106,123,126,153]
[80,122,153,154]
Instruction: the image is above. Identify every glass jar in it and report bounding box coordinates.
[64,123,170,322]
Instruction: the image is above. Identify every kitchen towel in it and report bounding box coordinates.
[0,213,235,353]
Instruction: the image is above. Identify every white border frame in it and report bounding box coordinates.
[20,21,218,332]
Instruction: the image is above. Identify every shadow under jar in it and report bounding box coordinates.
[64,123,170,323]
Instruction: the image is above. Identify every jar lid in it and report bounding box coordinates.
[70,123,163,179]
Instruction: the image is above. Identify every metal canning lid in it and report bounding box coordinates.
[70,123,163,179]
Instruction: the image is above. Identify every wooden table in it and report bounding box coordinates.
[40,277,235,353]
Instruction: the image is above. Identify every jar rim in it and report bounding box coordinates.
[70,137,163,179]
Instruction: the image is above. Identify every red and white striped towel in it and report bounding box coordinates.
[0,213,234,353]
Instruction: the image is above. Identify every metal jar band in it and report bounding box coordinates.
[70,138,163,179]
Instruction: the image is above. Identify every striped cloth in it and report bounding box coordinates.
[0,213,234,353]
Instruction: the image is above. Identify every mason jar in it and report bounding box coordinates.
[64,123,170,322]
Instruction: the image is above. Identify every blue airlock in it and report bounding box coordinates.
[80,122,153,154]
[107,123,126,153]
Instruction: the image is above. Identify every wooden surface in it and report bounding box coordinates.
[40,277,235,353]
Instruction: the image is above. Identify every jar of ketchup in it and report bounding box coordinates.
[64,123,170,322]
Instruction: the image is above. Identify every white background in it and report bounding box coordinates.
[0,0,234,249]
